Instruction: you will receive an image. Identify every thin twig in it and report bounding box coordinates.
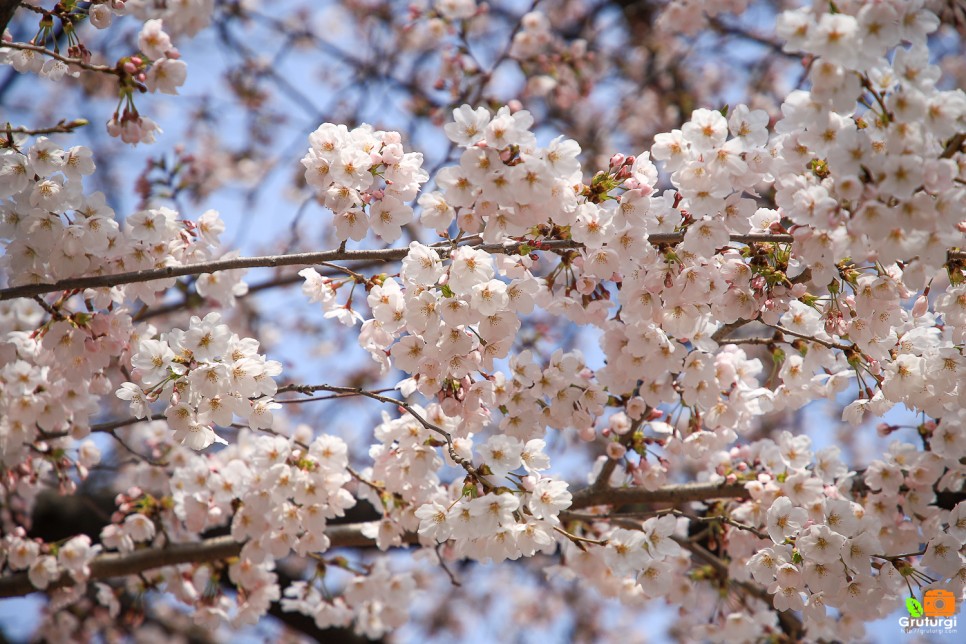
[3,119,89,138]
[435,544,461,587]
[107,428,167,468]
[762,322,852,351]
[591,418,641,489]
[0,40,121,75]
[552,524,608,547]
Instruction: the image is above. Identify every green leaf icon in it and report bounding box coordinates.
[906,597,924,618]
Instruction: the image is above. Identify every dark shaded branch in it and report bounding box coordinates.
[1,480,753,599]
[0,521,396,599]
[0,233,801,301]
[679,536,804,641]
[0,0,21,34]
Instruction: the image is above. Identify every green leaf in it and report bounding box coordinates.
[906,597,924,618]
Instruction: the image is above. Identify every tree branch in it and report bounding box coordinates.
[3,119,89,138]
[569,480,750,510]
[0,233,801,301]
[8,231,961,303]
[0,0,21,34]
[0,41,121,75]
[678,536,804,640]
[0,521,395,599]
[1,246,419,301]
[0,479,755,599]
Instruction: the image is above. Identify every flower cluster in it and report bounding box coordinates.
[0,137,246,304]
[88,430,356,628]
[712,434,966,640]
[105,19,189,143]
[352,403,570,563]
[0,136,249,468]
[116,312,282,449]
[1,4,200,143]
[2,530,99,591]
[123,0,215,38]
[282,559,416,639]
[138,20,188,95]
[301,123,428,243]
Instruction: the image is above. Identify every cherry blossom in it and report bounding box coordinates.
[1,0,965,641]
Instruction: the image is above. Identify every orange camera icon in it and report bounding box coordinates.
[923,589,957,617]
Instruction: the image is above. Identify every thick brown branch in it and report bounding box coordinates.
[679,536,804,640]
[0,521,391,599]
[0,234,800,301]
[570,480,750,510]
[0,479,755,599]
[9,232,960,303]
[1,247,418,301]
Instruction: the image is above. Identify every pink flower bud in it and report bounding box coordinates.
[626,397,646,420]
[606,442,626,460]
[911,294,928,318]
[575,275,596,295]
[440,397,461,417]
